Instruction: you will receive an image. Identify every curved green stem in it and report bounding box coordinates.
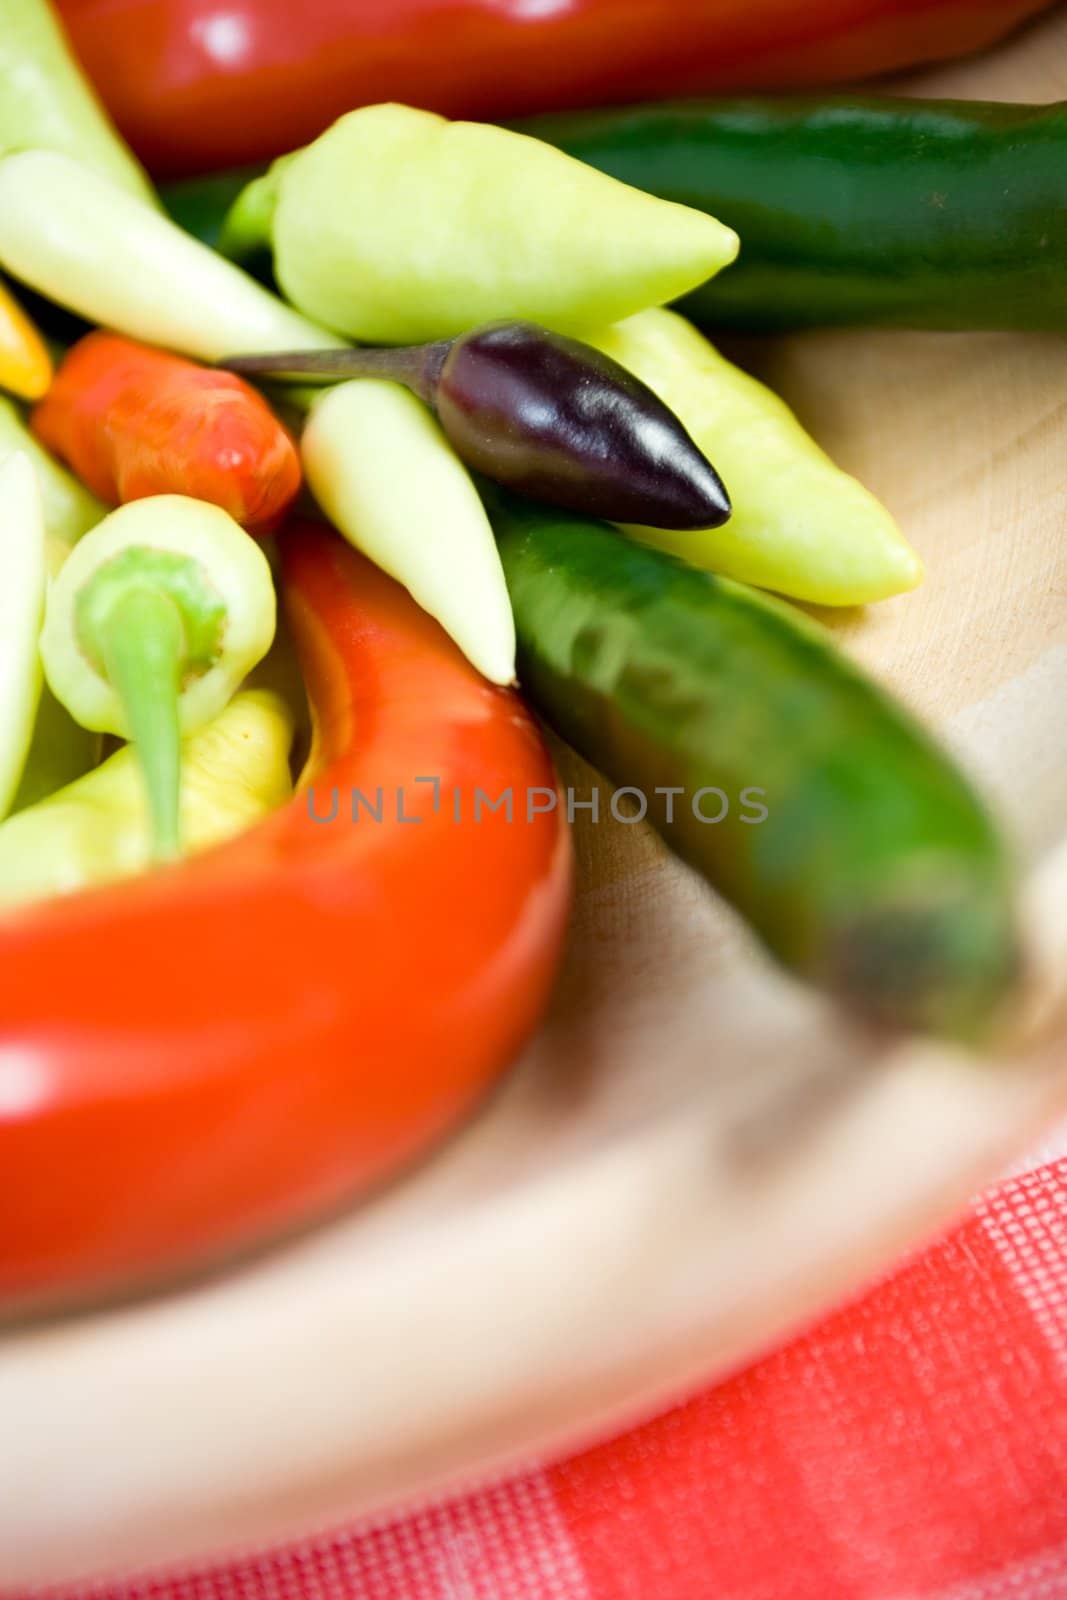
[95,586,184,860]
[72,546,228,861]
[217,154,294,261]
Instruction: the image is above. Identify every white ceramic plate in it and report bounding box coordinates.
[2,12,1066,1588]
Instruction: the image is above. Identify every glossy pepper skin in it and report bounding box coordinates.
[488,488,1019,1045]
[0,456,47,821]
[586,310,921,605]
[0,398,105,813]
[226,104,736,346]
[0,281,52,402]
[0,151,342,367]
[387,321,731,530]
[0,523,572,1314]
[226,321,732,531]
[526,96,1067,332]
[33,333,302,534]
[0,394,105,566]
[298,380,516,686]
[57,0,1055,177]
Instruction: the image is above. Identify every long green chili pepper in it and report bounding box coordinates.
[0,0,156,206]
[487,487,1020,1045]
[41,496,277,859]
[226,320,731,531]
[522,96,1067,333]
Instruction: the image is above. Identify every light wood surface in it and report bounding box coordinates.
[1,7,1065,1586]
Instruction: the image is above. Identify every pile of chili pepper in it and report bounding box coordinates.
[0,0,1053,1312]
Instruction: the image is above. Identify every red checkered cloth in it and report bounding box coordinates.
[15,1148,1067,1600]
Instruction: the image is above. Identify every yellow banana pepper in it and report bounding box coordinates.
[0,151,342,364]
[0,393,104,569]
[300,379,515,685]
[0,396,106,810]
[0,453,47,819]
[589,309,923,607]
[227,103,739,344]
[0,0,155,205]
[0,279,52,401]
[0,689,294,910]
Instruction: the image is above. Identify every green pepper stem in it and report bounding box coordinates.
[217,155,293,261]
[96,586,184,861]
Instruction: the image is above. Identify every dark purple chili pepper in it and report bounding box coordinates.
[223,320,731,530]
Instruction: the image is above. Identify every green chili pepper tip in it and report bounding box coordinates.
[74,548,228,860]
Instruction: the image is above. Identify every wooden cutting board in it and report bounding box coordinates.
[1,7,1065,1587]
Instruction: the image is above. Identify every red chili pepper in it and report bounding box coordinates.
[58,0,1056,177]
[31,332,301,535]
[0,522,572,1314]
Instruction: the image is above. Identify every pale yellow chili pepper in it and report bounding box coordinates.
[589,308,923,607]
[0,689,294,910]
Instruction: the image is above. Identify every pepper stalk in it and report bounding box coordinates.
[0,150,519,690]
[226,319,731,531]
[41,496,276,859]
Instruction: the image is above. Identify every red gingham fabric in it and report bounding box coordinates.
[13,1152,1067,1600]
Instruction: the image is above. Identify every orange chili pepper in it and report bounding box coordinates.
[32,331,301,535]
